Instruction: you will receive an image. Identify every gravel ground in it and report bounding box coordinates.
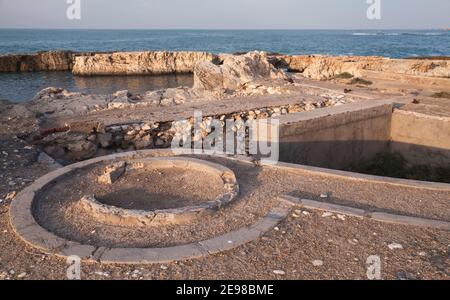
[0,99,448,280]
[1,144,449,279]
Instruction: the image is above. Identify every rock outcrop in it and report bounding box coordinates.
[0,51,75,72]
[72,51,220,76]
[194,51,288,90]
[277,55,450,80]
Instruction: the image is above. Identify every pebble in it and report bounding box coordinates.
[319,193,329,198]
[322,212,333,217]
[94,271,110,277]
[17,272,27,278]
[141,124,151,131]
[418,251,427,257]
[302,211,310,216]
[160,265,168,270]
[348,239,358,245]
[312,260,323,267]
[273,227,280,231]
[5,191,16,200]
[273,270,285,275]
[337,214,346,221]
[388,243,403,250]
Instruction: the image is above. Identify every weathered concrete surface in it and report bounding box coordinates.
[0,51,75,72]
[72,51,219,76]
[277,55,450,80]
[279,195,450,230]
[390,109,450,168]
[276,100,393,169]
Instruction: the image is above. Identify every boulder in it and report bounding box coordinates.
[66,140,97,161]
[133,135,153,150]
[193,51,287,91]
[97,133,113,148]
[193,62,223,90]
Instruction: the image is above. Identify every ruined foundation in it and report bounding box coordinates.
[3,50,450,268]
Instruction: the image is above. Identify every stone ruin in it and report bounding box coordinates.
[3,49,450,266]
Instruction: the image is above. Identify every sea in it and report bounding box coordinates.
[1,29,449,102]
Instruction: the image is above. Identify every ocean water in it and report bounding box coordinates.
[0,72,193,102]
[1,29,449,57]
[1,29,449,102]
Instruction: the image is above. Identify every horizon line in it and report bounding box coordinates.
[0,27,447,31]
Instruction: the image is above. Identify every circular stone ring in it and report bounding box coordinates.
[78,157,240,226]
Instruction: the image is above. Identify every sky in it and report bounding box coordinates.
[0,0,449,30]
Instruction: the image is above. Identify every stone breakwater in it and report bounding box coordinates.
[72,51,220,76]
[276,55,450,80]
[0,50,219,74]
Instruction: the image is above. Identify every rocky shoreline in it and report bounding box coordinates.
[2,50,449,80]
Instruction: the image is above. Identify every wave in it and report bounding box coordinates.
[352,32,445,36]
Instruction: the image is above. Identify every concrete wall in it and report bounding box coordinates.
[390,110,450,168]
[276,100,393,169]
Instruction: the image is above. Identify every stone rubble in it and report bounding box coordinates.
[37,97,346,163]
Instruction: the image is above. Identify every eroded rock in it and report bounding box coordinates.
[98,162,126,184]
[277,55,450,80]
[194,51,288,91]
[73,51,219,76]
[0,51,74,72]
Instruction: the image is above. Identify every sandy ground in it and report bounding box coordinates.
[0,138,449,279]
